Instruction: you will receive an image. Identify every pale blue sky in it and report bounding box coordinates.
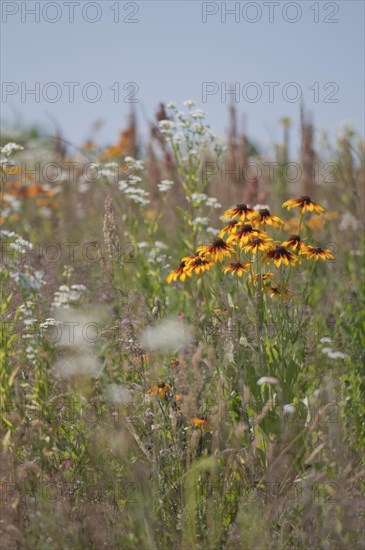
[1,1,364,156]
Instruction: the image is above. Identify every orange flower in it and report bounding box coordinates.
[188,416,211,431]
[147,383,171,399]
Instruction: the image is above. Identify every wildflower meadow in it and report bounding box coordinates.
[1,96,364,550]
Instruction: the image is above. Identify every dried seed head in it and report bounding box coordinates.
[103,195,119,263]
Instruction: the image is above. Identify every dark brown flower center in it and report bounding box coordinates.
[240,224,253,233]
[276,246,288,254]
[236,203,248,211]
[212,238,226,248]
[289,234,300,242]
[259,208,270,217]
[300,195,311,203]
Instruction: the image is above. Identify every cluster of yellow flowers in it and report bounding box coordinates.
[167,196,334,299]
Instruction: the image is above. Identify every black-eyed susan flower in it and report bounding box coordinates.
[183,254,214,276]
[248,208,285,229]
[281,234,305,252]
[263,245,299,268]
[282,196,325,214]
[147,383,171,399]
[166,260,192,284]
[222,261,251,277]
[265,284,291,300]
[188,415,210,431]
[243,235,273,254]
[222,203,253,221]
[226,223,263,247]
[219,219,240,237]
[198,237,234,262]
[300,245,334,262]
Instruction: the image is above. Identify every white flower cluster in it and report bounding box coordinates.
[161,101,212,142]
[1,231,46,295]
[117,157,150,206]
[52,284,88,309]
[19,301,38,363]
[193,217,210,227]
[186,192,221,209]
[10,269,45,292]
[157,179,174,193]
[39,317,58,330]
[320,338,347,360]
[339,211,360,231]
[1,142,24,157]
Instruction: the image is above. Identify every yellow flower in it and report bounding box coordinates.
[222,262,251,277]
[281,234,305,252]
[248,208,285,229]
[198,237,234,262]
[219,220,240,237]
[226,223,263,248]
[243,235,273,254]
[183,254,214,276]
[282,196,325,214]
[166,260,192,284]
[300,245,334,262]
[263,245,299,268]
[222,203,254,221]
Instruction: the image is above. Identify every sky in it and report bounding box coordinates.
[1,0,364,157]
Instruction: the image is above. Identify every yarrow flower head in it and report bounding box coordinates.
[159,120,177,135]
[183,99,195,108]
[157,179,174,192]
[1,142,24,156]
